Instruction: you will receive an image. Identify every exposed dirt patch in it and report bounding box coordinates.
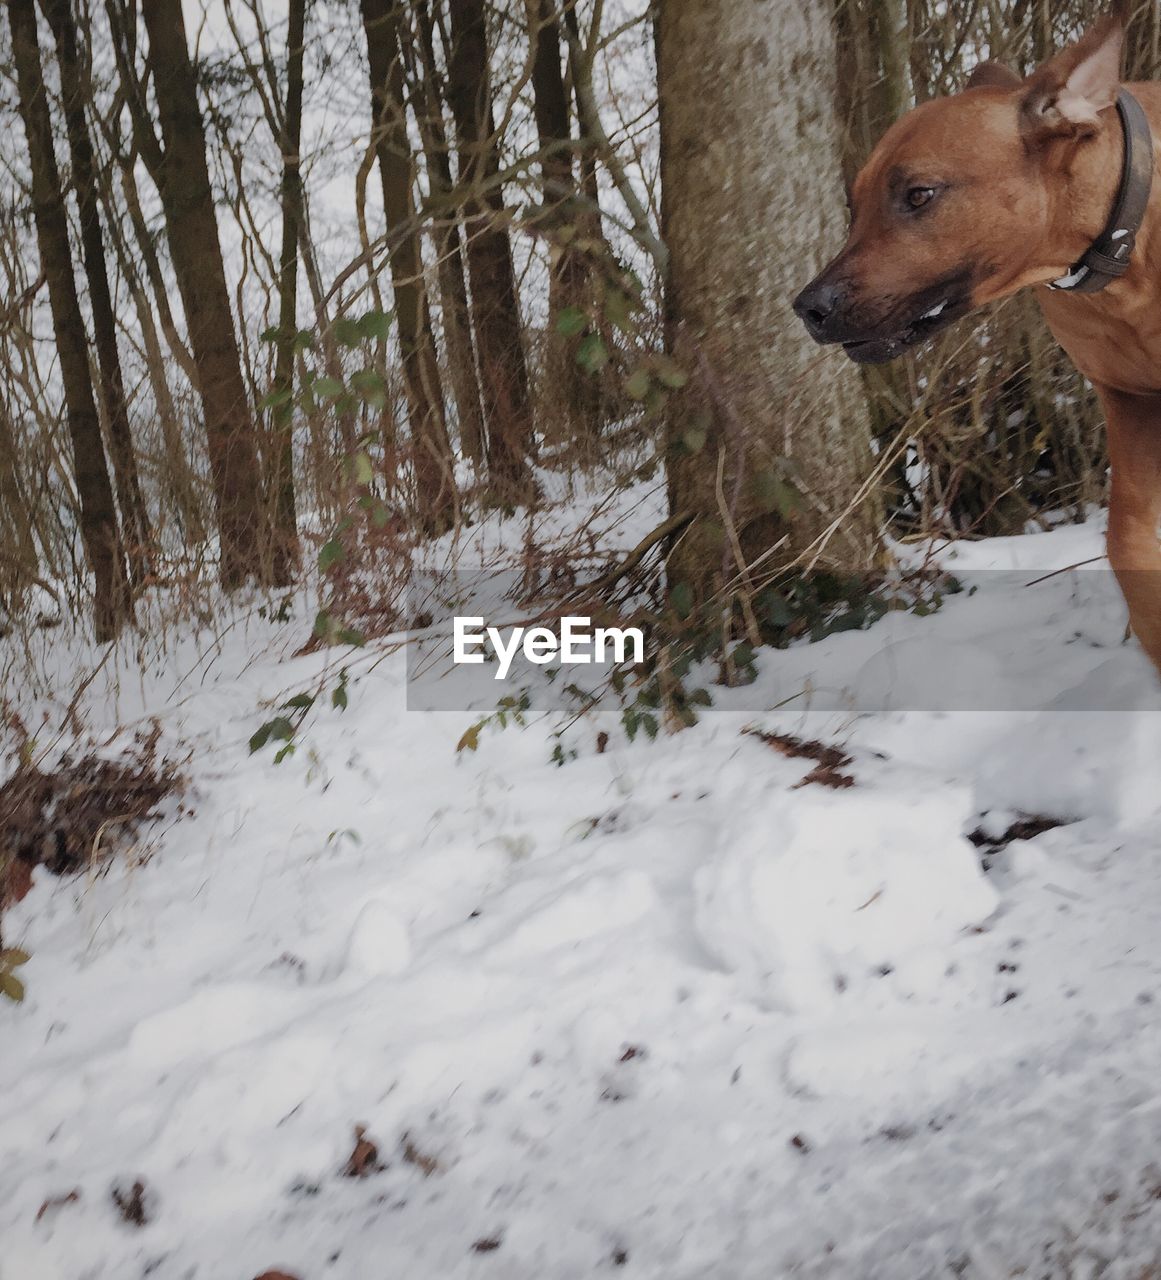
[0,724,183,920]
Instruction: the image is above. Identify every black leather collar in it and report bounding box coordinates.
[1049,88,1154,294]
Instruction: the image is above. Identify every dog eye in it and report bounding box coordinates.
[905,186,936,210]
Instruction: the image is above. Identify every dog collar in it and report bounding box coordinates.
[1049,89,1154,294]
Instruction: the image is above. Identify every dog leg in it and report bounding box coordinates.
[1099,386,1161,676]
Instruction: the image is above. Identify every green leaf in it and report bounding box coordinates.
[556,306,587,337]
[604,288,636,332]
[273,743,297,765]
[260,385,294,411]
[0,972,25,1003]
[313,609,333,639]
[260,324,282,343]
[624,367,651,401]
[681,424,708,454]
[641,712,659,740]
[1,948,30,968]
[282,692,316,711]
[350,368,387,408]
[688,687,713,707]
[332,682,349,711]
[337,627,366,648]
[670,581,694,620]
[358,310,393,342]
[333,317,363,348]
[292,329,315,352]
[351,452,375,486]
[457,723,481,752]
[249,722,273,754]
[266,716,296,742]
[654,356,688,389]
[318,539,345,574]
[576,333,609,374]
[313,375,345,399]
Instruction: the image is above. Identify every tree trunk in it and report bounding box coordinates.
[528,0,599,446]
[561,0,601,217]
[361,0,455,534]
[269,0,305,583]
[657,0,879,610]
[406,0,486,470]
[139,0,269,589]
[42,0,153,583]
[445,0,536,502]
[8,0,130,641]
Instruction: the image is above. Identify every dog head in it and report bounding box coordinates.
[793,13,1127,363]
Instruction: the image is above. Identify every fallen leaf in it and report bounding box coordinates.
[342,1125,381,1178]
[35,1189,80,1222]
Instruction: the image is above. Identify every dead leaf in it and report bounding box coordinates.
[111,1179,149,1227]
[401,1134,439,1177]
[35,1189,80,1222]
[342,1125,381,1178]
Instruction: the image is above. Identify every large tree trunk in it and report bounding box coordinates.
[361,0,455,534]
[269,0,306,583]
[445,0,536,502]
[8,0,130,641]
[528,0,599,447]
[406,0,486,471]
[138,0,269,589]
[657,0,879,611]
[42,0,153,583]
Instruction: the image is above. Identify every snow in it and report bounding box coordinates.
[6,509,1161,1279]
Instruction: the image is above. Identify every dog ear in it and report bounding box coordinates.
[966,61,1021,91]
[1020,13,1125,144]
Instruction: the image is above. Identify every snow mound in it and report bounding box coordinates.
[693,786,998,1012]
[975,655,1161,827]
[345,899,412,977]
[852,637,1007,712]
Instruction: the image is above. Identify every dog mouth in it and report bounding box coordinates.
[840,293,968,365]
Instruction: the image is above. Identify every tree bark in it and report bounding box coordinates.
[445,0,536,501]
[269,0,305,582]
[528,0,599,444]
[657,0,879,610]
[8,0,130,640]
[406,0,486,470]
[42,0,153,583]
[361,0,455,534]
[137,0,269,588]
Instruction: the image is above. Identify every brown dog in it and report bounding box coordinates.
[794,12,1161,679]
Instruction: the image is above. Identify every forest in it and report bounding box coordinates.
[2,0,1154,655]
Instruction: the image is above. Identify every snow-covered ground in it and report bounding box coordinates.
[5,505,1161,1280]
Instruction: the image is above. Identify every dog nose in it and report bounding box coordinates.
[793,280,844,342]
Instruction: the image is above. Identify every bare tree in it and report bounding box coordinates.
[445,0,535,501]
[361,0,455,533]
[112,0,270,588]
[42,0,153,582]
[403,0,487,470]
[8,0,131,640]
[528,0,600,442]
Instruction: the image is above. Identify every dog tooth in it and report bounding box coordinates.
[921,299,947,319]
